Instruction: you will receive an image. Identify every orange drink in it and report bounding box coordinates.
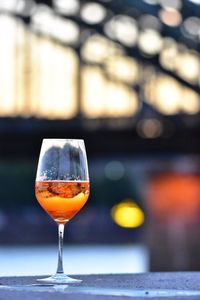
[35,180,90,224]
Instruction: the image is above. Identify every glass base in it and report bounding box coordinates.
[37,274,82,284]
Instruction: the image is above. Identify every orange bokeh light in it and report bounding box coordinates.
[146,172,200,223]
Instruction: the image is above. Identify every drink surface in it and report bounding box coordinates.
[35,180,90,224]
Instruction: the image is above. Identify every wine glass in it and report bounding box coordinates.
[35,139,90,284]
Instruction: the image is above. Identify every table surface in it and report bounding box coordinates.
[1,272,200,300]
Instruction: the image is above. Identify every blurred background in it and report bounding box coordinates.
[0,0,199,276]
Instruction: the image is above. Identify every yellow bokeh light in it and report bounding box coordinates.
[145,75,182,115]
[0,14,78,119]
[138,29,163,55]
[145,74,200,116]
[105,56,140,84]
[181,89,200,114]
[82,66,139,118]
[176,53,200,84]
[160,38,178,71]
[0,15,19,117]
[81,34,123,64]
[111,201,145,228]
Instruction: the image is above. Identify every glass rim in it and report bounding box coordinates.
[42,138,85,142]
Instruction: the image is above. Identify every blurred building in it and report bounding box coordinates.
[0,0,198,155]
[0,0,199,271]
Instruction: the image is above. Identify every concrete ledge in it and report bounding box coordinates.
[0,272,200,299]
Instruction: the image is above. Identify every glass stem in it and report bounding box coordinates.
[56,223,65,275]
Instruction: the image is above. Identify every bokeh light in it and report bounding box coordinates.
[53,0,79,15]
[159,0,182,10]
[147,173,200,222]
[188,0,200,4]
[16,0,36,16]
[31,4,55,35]
[176,52,200,84]
[139,14,161,31]
[104,15,138,46]
[82,66,139,118]
[138,29,163,55]
[0,0,18,13]
[159,8,182,27]
[105,56,140,84]
[145,75,200,115]
[182,17,200,38]
[52,18,80,44]
[143,0,158,5]
[137,119,163,138]
[160,38,178,70]
[105,161,125,181]
[81,3,106,24]
[111,200,145,228]
[81,34,123,64]
[182,90,200,115]
[152,78,181,114]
